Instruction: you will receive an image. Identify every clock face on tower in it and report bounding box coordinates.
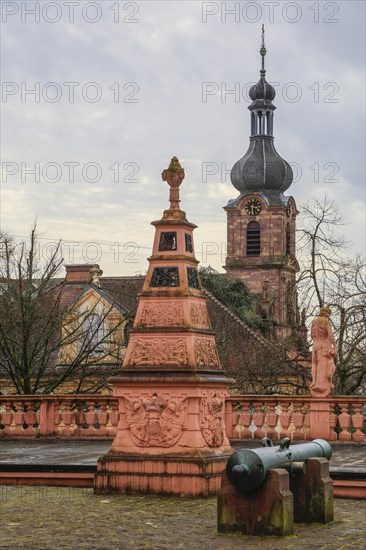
[245,198,262,216]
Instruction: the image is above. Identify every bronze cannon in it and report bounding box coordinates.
[226,437,332,492]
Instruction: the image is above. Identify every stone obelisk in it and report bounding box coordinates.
[95,158,233,496]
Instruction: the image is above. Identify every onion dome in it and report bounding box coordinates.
[230,26,293,196]
[231,138,293,194]
[249,76,276,103]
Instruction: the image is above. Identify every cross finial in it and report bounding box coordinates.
[162,156,185,210]
[260,24,266,76]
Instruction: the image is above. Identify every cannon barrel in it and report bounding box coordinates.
[227,438,332,492]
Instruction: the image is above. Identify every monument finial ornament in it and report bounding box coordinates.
[162,156,185,210]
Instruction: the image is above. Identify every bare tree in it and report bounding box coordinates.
[297,196,366,394]
[0,226,127,394]
[201,272,310,395]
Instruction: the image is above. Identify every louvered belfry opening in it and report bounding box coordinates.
[246,221,260,256]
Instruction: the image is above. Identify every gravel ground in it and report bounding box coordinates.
[0,486,365,550]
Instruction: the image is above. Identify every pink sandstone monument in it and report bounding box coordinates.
[94,157,234,496]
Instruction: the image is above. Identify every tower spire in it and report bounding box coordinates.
[230,26,293,195]
[260,24,266,76]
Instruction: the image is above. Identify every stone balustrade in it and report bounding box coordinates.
[226,396,366,443]
[0,395,365,442]
[0,396,118,438]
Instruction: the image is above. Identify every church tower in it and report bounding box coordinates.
[224,27,300,343]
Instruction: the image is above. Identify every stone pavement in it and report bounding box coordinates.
[0,440,365,549]
[1,439,365,467]
[0,485,365,550]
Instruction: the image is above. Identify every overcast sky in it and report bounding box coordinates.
[1,0,365,277]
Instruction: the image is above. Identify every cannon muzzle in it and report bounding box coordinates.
[227,438,332,492]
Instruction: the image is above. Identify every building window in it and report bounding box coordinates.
[286,224,291,255]
[246,221,260,256]
[83,313,105,353]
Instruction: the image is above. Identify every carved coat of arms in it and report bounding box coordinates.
[124,393,187,447]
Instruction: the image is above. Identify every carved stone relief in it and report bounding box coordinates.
[141,303,184,326]
[123,393,187,447]
[194,338,220,368]
[129,338,188,366]
[200,394,226,447]
[190,303,210,329]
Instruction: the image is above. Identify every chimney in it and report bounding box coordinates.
[65,264,94,283]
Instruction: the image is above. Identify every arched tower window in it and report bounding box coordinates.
[246,221,260,256]
[286,223,291,255]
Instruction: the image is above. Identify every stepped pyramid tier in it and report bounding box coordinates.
[231,25,293,199]
[95,158,233,497]
[123,157,223,374]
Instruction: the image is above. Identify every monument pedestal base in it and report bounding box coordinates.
[94,373,233,497]
[95,452,230,497]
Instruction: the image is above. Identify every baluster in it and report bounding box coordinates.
[86,402,97,436]
[68,402,77,435]
[248,403,258,440]
[32,401,41,431]
[328,406,338,441]
[0,403,5,433]
[287,403,296,440]
[234,405,251,439]
[350,403,366,442]
[265,401,277,440]
[106,402,118,437]
[24,401,37,434]
[83,402,96,436]
[338,404,352,441]
[12,401,24,435]
[96,402,107,437]
[274,403,283,440]
[300,404,310,440]
[261,403,269,438]
[280,400,292,438]
[55,402,66,435]
[63,401,74,436]
[72,402,83,436]
[292,402,305,441]
[252,401,265,439]
[0,402,12,436]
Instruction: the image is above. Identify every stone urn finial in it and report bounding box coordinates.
[162,156,185,210]
[90,264,103,287]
